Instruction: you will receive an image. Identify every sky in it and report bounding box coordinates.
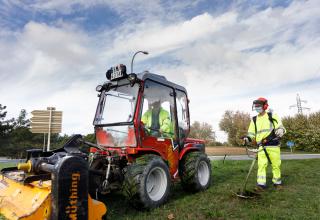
[0,0,319,142]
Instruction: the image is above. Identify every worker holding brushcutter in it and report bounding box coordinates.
[243,97,286,191]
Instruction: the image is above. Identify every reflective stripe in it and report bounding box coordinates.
[256,129,273,134]
[257,175,266,185]
[252,116,274,137]
[273,180,282,184]
[272,178,282,184]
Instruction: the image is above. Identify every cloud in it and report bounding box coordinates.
[0,21,100,131]
[1,0,319,142]
[1,21,96,81]
[96,11,238,69]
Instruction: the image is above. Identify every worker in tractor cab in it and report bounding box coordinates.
[141,98,173,138]
[243,97,286,191]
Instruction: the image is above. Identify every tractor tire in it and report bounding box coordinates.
[180,151,212,192]
[122,155,171,209]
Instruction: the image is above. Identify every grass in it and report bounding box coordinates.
[103,159,320,220]
[0,163,16,169]
[0,160,319,219]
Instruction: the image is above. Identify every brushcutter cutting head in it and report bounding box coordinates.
[234,190,260,199]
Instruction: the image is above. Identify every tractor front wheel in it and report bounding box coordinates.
[123,155,171,209]
[180,152,212,192]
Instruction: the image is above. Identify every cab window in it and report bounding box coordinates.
[141,80,175,138]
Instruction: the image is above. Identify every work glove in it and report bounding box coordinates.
[242,136,251,144]
[275,128,285,138]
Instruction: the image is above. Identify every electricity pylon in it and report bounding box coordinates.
[289,94,310,115]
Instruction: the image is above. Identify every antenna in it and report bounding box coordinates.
[289,94,310,115]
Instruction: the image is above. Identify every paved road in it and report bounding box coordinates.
[209,154,320,161]
[1,154,319,163]
[0,159,23,163]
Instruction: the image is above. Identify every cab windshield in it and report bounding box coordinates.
[94,83,139,125]
[93,83,139,147]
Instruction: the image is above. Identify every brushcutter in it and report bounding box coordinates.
[234,138,277,199]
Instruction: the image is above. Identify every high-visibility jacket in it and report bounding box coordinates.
[141,107,173,136]
[247,112,285,145]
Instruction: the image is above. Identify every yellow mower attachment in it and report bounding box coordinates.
[0,175,51,220]
[0,175,106,220]
[0,154,107,220]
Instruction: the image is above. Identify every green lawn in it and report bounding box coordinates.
[0,160,319,219]
[104,159,320,220]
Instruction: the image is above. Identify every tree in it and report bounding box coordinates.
[0,104,14,138]
[0,104,15,153]
[84,133,96,143]
[189,121,215,145]
[0,104,7,119]
[14,109,30,128]
[219,110,251,146]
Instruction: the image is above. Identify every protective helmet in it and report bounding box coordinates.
[252,97,268,111]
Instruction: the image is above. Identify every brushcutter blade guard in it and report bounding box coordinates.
[234,190,260,199]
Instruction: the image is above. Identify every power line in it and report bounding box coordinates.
[289,94,310,115]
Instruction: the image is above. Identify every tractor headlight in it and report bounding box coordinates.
[128,73,137,86]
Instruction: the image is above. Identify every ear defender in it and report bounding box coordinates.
[263,102,268,110]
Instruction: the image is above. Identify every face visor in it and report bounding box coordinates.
[252,100,265,111]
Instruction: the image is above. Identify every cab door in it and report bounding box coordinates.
[175,90,190,148]
[140,80,179,178]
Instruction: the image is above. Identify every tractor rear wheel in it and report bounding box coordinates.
[122,155,171,209]
[180,152,212,192]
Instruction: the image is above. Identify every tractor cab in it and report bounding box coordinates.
[93,64,190,153]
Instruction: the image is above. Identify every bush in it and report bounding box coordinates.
[281,112,320,152]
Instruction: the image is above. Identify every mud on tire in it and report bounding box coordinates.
[180,151,212,192]
[122,155,171,209]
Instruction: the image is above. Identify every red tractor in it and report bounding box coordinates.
[88,64,212,209]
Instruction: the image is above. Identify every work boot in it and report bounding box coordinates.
[254,185,266,193]
[274,184,283,190]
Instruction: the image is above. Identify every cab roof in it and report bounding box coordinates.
[137,72,187,94]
